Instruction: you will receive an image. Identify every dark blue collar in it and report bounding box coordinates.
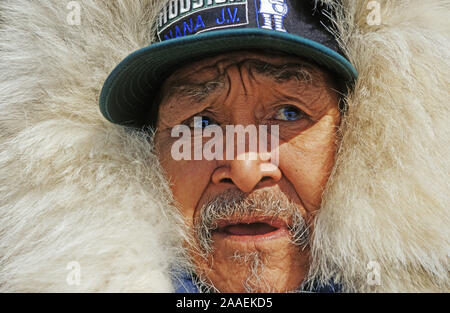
[173,272,341,293]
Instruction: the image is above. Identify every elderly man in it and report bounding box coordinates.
[0,0,448,293]
[100,0,356,292]
[160,52,346,292]
[153,51,344,292]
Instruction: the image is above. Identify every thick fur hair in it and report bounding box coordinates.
[0,0,448,292]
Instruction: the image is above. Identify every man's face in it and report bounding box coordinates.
[154,51,341,292]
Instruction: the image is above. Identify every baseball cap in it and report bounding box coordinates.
[100,0,358,128]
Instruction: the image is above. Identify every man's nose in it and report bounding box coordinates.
[211,152,282,193]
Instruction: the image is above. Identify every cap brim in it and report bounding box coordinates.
[100,28,358,128]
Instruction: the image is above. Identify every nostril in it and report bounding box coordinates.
[260,176,272,183]
[220,178,234,184]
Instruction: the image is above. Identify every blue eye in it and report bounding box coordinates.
[274,106,305,121]
[190,116,217,129]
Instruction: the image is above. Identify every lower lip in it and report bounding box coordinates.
[213,227,290,243]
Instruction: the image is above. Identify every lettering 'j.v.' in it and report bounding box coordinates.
[157,0,248,41]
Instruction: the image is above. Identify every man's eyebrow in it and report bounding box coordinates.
[165,79,224,103]
[249,60,314,83]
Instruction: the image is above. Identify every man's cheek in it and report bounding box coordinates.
[279,138,337,211]
[167,161,213,215]
[166,165,220,225]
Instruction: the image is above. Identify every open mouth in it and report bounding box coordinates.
[213,218,288,241]
[221,222,278,236]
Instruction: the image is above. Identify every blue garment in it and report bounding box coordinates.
[173,272,341,293]
[174,273,200,293]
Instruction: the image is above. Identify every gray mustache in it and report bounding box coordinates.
[194,189,310,255]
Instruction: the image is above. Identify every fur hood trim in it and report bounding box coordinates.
[0,0,448,292]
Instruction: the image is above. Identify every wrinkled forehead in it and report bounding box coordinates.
[161,50,328,87]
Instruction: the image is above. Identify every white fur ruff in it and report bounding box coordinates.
[0,0,448,292]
